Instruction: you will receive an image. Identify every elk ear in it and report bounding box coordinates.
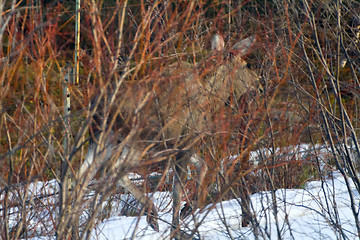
[211,34,225,51]
[232,36,256,56]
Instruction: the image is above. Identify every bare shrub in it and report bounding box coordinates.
[2,1,360,239]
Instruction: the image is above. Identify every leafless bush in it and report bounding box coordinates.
[1,0,360,239]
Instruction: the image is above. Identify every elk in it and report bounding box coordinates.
[77,34,260,238]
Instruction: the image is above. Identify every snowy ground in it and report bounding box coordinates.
[89,171,359,240]
[3,144,359,239]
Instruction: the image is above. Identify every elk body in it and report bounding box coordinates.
[78,34,260,238]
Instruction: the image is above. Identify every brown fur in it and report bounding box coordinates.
[79,34,261,236]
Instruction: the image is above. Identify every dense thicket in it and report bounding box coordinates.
[1,0,360,239]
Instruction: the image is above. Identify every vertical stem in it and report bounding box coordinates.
[3,115,11,240]
[74,0,81,84]
[74,5,83,236]
[228,0,231,25]
[58,68,72,239]
[62,69,71,206]
[171,159,187,240]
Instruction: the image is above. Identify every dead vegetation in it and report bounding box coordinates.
[1,0,360,239]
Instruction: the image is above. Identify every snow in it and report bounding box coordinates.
[87,172,359,240]
[3,145,359,240]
